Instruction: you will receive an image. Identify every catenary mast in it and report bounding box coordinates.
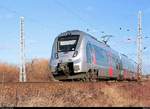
[137,11,143,80]
[19,17,26,82]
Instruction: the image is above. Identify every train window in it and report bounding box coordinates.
[92,45,108,66]
[57,35,79,52]
[86,42,109,66]
[86,43,93,64]
[60,40,76,46]
[111,55,120,69]
[51,43,56,59]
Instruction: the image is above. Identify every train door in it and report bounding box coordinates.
[116,58,122,80]
[86,42,93,65]
[108,53,120,79]
[119,60,124,80]
[86,42,97,65]
[107,50,114,78]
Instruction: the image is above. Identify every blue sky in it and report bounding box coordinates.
[0,0,150,74]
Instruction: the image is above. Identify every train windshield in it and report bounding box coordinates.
[57,35,79,52]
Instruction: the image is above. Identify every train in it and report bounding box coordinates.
[49,30,138,81]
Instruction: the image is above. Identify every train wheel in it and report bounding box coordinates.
[81,72,90,82]
[117,74,123,81]
[81,70,98,82]
[89,70,98,82]
[80,77,87,82]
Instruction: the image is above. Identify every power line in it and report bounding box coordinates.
[0,4,51,32]
[54,0,100,33]
[0,5,19,15]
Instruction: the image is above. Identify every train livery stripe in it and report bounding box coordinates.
[109,66,113,77]
[105,69,107,77]
[101,69,104,77]
[92,50,97,64]
[123,69,127,79]
[98,69,105,78]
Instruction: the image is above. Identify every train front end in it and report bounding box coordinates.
[49,31,85,81]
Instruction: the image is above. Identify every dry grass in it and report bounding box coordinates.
[26,58,54,82]
[0,58,54,82]
[1,82,150,107]
[0,63,19,82]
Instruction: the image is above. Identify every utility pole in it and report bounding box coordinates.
[137,11,143,80]
[19,17,26,82]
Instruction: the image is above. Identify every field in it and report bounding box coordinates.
[0,59,54,83]
[0,59,150,107]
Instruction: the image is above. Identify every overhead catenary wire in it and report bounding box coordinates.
[0,4,51,32]
[54,0,137,36]
[54,0,101,34]
[0,4,53,60]
[0,3,135,51]
[54,1,146,65]
[0,3,149,66]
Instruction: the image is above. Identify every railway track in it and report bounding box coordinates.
[0,79,145,85]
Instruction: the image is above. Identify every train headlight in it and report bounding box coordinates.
[73,51,78,57]
[74,65,80,71]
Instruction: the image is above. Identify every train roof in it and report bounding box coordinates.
[58,30,121,56]
[59,30,110,47]
[59,30,87,37]
[120,53,137,64]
